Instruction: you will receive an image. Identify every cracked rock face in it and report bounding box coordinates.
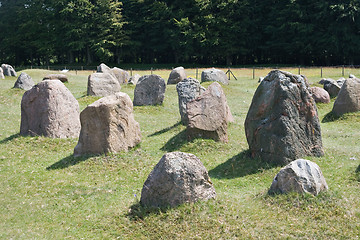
[245,70,324,165]
[140,152,216,208]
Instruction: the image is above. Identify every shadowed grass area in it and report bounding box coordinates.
[0,68,359,239]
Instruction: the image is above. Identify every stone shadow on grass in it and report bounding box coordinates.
[208,150,278,179]
[322,111,342,123]
[148,121,182,137]
[46,154,91,170]
[160,129,188,152]
[0,133,21,144]
[356,165,360,182]
[126,202,171,221]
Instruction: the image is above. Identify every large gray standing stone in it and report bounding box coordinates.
[133,74,166,106]
[1,64,17,77]
[20,80,80,138]
[332,78,360,116]
[201,68,229,85]
[43,74,68,83]
[87,72,121,96]
[74,92,141,156]
[97,63,130,84]
[269,159,328,196]
[176,77,205,124]
[167,66,187,84]
[245,70,324,165]
[0,67,4,79]
[13,72,35,90]
[186,82,233,142]
[140,152,216,208]
[310,86,330,104]
[324,79,341,97]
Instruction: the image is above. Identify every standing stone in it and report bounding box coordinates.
[332,78,360,116]
[269,159,328,196]
[324,79,341,97]
[129,74,141,85]
[167,66,187,84]
[349,74,356,78]
[13,72,35,90]
[43,74,68,83]
[133,74,166,106]
[245,70,324,165]
[0,67,4,79]
[87,72,121,97]
[187,82,233,142]
[20,80,80,138]
[140,152,216,208]
[74,92,141,156]
[310,86,330,104]
[1,64,17,77]
[176,78,205,124]
[201,68,229,85]
[97,63,130,85]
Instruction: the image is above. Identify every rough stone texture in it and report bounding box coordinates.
[0,67,4,79]
[13,72,34,90]
[310,86,330,104]
[336,77,346,87]
[87,72,121,97]
[324,79,341,97]
[332,78,360,116]
[140,152,216,208]
[245,70,324,165]
[167,66,187,84]
[269,159,328,196]
[1,64,17,77]
[74,92,141,156]
[176,77,205,124]
[43,74,68,83]
[201,68,229,85]
[349,74,356,78]
[20,80,80,138]
[97,63,130,85]
[129,74,141,85]
[133,74,166,106]
[186,82,233,142]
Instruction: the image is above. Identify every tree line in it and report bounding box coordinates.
[0,0,359,67]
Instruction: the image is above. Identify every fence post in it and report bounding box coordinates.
[321,67,323,78]
[252,68,255,79]
[81,66,84,71]
[151,67,153,75]
[228,67,231,80]
[130,68,133,76]
[196,68,198,80]
[47,66,49,70]
[342,65,344,76]
[298,66,301,75]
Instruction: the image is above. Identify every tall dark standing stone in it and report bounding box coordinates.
[133,74,166,106]
[245,70,324,165]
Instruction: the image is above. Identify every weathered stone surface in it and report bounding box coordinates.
[201,68,229,85]
[269,159,328,196]
[176,77,205,124]
[140,152,216,208]
[20,80,80,138]
[167,66,187,84]
[74,92,141,156]
[336,77,346,87]
[13,72,34,90]
[1,64,17,77]
[310,86,330,104]
[187,82,233,142]
[332,78,360,116]
[87,72,121,97]
[43,74,68,83]
[349,74,356,78]
[129,74,141,85]
[133,74,166,106]
[96,63,130,85]
[97,63,112,73]
[245,70,324,165]
[0,67,4,79]
[324,79,341,97]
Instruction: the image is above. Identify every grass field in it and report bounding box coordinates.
[0,67,359,239]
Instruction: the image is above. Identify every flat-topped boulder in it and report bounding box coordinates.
[176,77,205,124]
[74,92,141,156]
[332,78,360,116]
[245,70,324,165]
[187,82,233,142]
[140,152,216,208]
[167,66,187,84]
[87,72,121,97]
[13,72,34,90]
[133,74,166,106]
[269,159,328,196]
[20,80,80,138]
[43,73,68,83]
[201,68,228,85]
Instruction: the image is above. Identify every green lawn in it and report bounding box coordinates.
[0,68,359,239]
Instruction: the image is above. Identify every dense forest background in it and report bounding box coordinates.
[0,0,359,67]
